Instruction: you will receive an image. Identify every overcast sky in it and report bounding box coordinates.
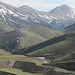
[0,0,75,11]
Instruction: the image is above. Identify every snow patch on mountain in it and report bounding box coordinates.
[0,2,75,31]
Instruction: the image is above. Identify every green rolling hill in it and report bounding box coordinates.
[27,32,75,60]
[54,52,75,62]
[0,26,62,52]
[63,24,75,33]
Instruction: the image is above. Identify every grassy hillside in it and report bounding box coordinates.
[27,32,75,60]
[0,28,45,52]
[0,68,37,75]
[63,24,75,33]
[0,49,11,55]
[0,55,43,65]
[0,25,62,52]
[23,25,62,39]
[54,52,75,62]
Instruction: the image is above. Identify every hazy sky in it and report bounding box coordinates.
[0,0,75,11]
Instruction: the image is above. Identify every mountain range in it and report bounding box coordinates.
[0,2,75,32]
[0,1,75,62]
[0,2,75,74]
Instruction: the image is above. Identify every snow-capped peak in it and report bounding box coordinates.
[49,4,71,13]
[49,4,75,18]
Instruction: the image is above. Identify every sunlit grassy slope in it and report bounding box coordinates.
[0,55,43,65]
[27,32,75,59]
[54,52,75,62]
[0,25,62,52]
[63,24,75,33]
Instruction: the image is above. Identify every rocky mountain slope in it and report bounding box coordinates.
[0,2,75,32]
[49,4,75,29]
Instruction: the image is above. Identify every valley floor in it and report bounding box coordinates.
[0,55,74,75]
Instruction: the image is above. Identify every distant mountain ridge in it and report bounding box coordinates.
[0,2,75,32]
[49,4,75,18]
